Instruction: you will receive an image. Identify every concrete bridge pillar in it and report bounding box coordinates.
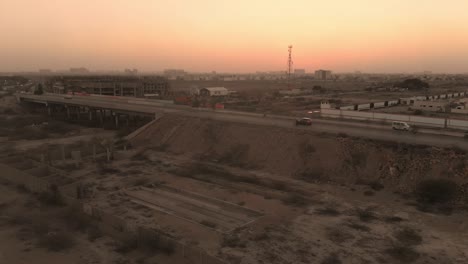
[114,113,119,128]
[99,109,104,125]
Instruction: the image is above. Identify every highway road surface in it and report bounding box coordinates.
[18,93,468,150]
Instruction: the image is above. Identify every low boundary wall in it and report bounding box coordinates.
[321,108,468,130]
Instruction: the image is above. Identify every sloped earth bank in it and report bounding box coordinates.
[127,114,468,263]
[131,114,468,195]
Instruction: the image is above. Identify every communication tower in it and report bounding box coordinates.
[287,45,294,90]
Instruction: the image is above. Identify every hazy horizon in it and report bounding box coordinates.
[2,0,468,73]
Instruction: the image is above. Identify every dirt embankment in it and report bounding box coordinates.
[131,115,468,194]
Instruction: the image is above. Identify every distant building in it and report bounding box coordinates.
[412,100,448,112]
[314,70,332,80]
[124,68,138,75]
[294,69,306,76]
[69,67,90,74]
[39,69,52,75]
[50,75,170,98]
[163,69,186,78]
[199,87,229,97]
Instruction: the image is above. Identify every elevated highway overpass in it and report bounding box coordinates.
[16,93,468,150]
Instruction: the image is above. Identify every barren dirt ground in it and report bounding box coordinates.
[66,147,468,264]
[2,95,468,264]
[0,184,123,264]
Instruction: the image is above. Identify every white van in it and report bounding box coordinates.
[392,121,411,131]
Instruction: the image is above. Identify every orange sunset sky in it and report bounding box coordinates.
[1,0,468,73]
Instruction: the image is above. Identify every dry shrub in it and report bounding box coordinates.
[219,144,250,167]
[282,193,308,207]
[386,244,420,263]
[355,208,377,222]
[138,232,175,255]
[130,177,149,186]
[315,207,341,217]
[321,252,342,264]
[87,225,103,242]
[394,227,422,246]
[222,234,246,248]
[200,220,217,228]
[346,222,371,232]
[416,179,458,205]
[115,234,138,253]
[61,204,91,231]
[38,230,75,251]
[326,227,354,244]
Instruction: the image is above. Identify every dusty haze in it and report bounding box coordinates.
[1,0,468,73]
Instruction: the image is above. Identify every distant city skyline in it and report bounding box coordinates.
[2,0,468,73]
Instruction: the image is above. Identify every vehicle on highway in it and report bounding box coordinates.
[64,94,72,99]
[296,117,312,126]
[392,121,411,131]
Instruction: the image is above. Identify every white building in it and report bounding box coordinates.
[199,87,229,97]
[314,70,332,80]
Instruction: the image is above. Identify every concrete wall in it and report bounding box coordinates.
[447,119,468,130]
[334,91,467,111]
[451,108,468,114]
[374,102,386,109]
[320,109,448,128]
[340,105,355,110]
[357,104,371,111]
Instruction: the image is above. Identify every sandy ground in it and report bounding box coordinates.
[58,147,468,264]
[0,184,126,264]
[12,129,115,151]
[2,93,468,264]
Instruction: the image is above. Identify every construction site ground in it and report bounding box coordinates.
[61,145,468,264]
[1,95,468,264]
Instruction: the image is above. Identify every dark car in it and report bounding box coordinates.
[296,118,312,126]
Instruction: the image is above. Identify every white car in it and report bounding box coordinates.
[392,121,411,131]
